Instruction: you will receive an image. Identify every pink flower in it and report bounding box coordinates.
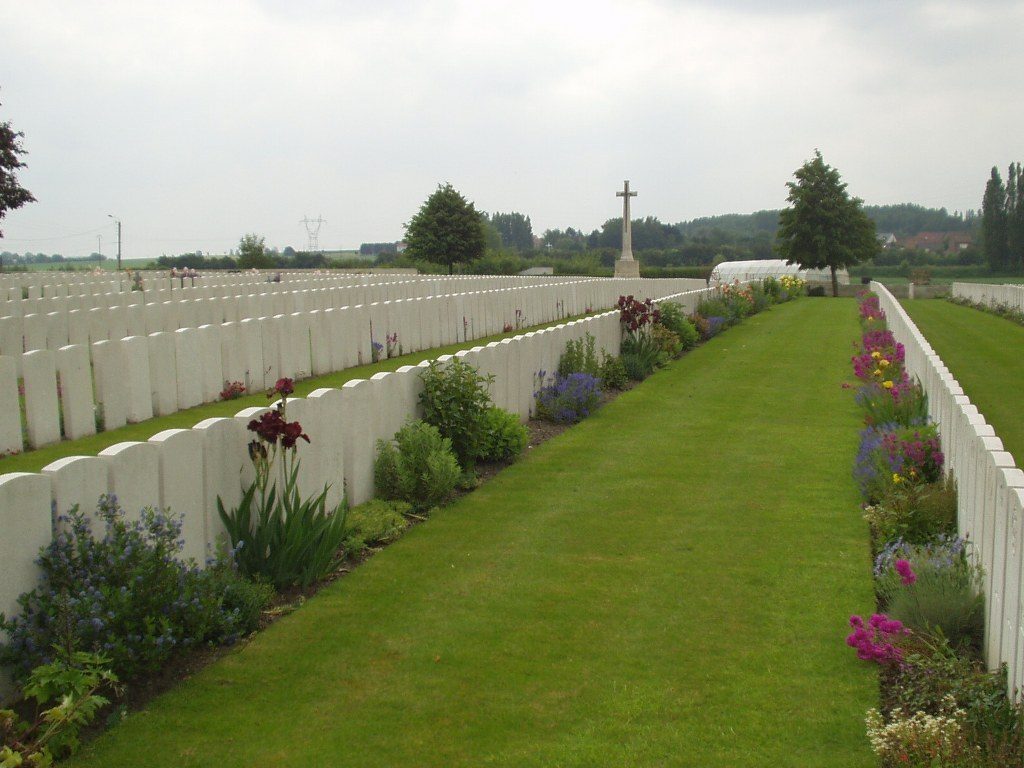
[894,559,917,586]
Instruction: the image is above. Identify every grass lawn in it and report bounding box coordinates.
[0,316,584,475]
[68,298,877,767]
[902,298,1024,464]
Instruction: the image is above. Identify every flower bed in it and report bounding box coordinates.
[843,291,1023,766]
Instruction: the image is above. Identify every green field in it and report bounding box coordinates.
[68,299,876,768]
[902,298,1024,464]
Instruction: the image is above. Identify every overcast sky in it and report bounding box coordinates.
[1,0,1022,259]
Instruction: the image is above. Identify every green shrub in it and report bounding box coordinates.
[598,354,629,390]
[863,475,957,545]
[478,407,528,462]
[343,499,411,554]
[655,301,692,341]
[1,498,254,681]
[419,359,494,468]
[375,420,461,511]
[650,324,682,358]
[210,568,275,635]
[557,333,600,378]
[807,285,826,297]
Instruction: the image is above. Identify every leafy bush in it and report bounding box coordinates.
[876,537,984,649]
[655,301,699,350]
[478,407,528,462]
[1,498,251,681]
[650,324,682,358]
[375,420,461,511]
[208,567,275,635]
[342,499,411,554]
[219,378,348,589]
[0,651,119,765]
[557,333,600,378]
[862,475,957,544]
[419,359,494,468]
[598,354,629,390]
[535,372,602,423]
[807,285,826,297]
[892,636,1024,763]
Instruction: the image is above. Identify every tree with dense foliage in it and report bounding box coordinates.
[0,102,36,271]
[981,166,1010,272]
[776,150,878,296]
[404,183,486,274]
[237,233,275,269]
[487,211,534,251]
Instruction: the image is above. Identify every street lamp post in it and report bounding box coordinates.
[107,214,122,271]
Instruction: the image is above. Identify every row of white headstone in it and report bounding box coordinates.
[0,284,718,701]
[873,283,1024,700]
[951,281,1024,313]
[0,278,706,454]
[0,273,608,318]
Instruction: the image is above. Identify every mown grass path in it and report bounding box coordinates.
[70,299,876,767]
[902,299,1024,464]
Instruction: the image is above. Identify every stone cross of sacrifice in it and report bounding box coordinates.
[616,180,637,261]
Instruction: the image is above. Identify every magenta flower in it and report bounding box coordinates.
[894,559,917,586]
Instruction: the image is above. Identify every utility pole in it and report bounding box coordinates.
[108,214,122,270]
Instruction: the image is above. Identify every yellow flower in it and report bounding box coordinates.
[880,359,890,368]
[883,381,894,389]
[892,474,902,484]
[871,351,882,359]
[873,369,883,377]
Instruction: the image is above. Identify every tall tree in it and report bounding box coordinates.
[981,166,1009,272]
[0,102,36,271]
[1007,162,1024,273]
[404,183,486,274]
[775,150,878,296]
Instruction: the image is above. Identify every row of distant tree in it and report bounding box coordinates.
[0,251,107,264]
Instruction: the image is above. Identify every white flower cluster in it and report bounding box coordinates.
[864,697,978,765]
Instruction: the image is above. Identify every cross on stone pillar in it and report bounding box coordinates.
[616,180,637,261]
[614,180,641,278]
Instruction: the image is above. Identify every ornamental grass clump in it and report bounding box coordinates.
[218,378,348,589]
[875,538,984,650]
[862,475,957,544]
[0,497,254,682]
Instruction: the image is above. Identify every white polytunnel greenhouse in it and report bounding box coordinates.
[709,259,849,285]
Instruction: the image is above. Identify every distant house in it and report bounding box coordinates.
[898,231,973,253]
[877,232,897,248]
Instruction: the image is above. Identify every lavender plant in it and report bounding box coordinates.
[534,371,602,424]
